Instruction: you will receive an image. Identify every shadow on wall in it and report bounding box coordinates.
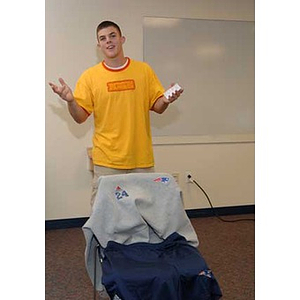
[48,99,93,139]
[150,103,181,131]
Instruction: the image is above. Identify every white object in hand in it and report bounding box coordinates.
[164,83,182,99]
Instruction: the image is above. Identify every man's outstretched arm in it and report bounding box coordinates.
[49,78,89,124]
[152,84,184,114]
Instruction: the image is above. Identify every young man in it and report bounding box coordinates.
[49,21,183,205]
[50,21,183,299]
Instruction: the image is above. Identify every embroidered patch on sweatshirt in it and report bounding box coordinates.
[115,186,129,201]
[153,177,170,183]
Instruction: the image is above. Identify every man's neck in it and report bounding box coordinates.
[103,56,127,68]
[103,58,129,70]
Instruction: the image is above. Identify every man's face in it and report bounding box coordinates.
[97,26,125,59]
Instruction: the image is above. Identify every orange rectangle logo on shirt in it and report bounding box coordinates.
[107,80,135,92]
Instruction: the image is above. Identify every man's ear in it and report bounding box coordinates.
[121,36,126,44]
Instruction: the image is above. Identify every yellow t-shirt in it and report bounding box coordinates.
[74,58,164,169]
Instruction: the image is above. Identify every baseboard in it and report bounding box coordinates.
[45,204,254,230]
[45,217,89,230]
[186,204,255,218]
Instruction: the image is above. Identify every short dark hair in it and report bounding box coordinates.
[96,21,122,38]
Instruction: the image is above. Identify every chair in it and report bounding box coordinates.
[83,173,222,300]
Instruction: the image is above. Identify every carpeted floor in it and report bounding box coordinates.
[45,214,254,300]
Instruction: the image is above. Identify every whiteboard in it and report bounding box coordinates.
[143,17,255,137]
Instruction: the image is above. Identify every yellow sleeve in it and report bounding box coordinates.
[73,70,94,114]
[144,63,165,109]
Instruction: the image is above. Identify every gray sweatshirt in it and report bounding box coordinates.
[82,173,199,291]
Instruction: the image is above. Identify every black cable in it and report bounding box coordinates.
[188,175,255,222]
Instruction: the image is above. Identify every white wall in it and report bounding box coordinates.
[45,0,254,220]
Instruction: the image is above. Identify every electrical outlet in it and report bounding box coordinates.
[172,173,179,184]
[185,171,192,183]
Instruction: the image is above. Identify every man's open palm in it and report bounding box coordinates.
[49,78,74,102]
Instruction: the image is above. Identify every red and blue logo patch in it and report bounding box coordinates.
[153,177,170,183]
[115,186,129,201]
